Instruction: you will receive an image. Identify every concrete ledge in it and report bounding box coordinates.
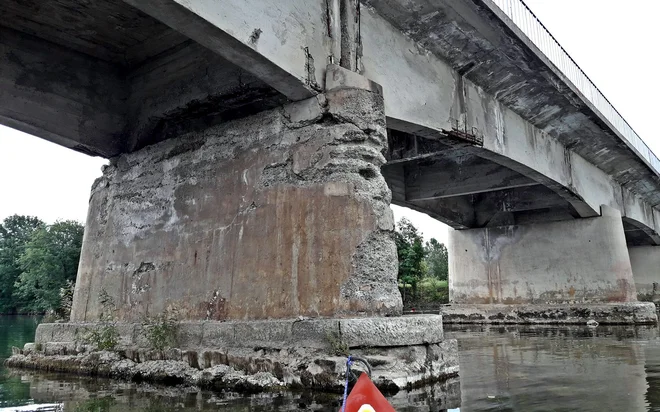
[34,315,444,349]
[440,303,657,324]
[12,315,456,393]
[7,338,459,393]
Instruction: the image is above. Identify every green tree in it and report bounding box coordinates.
[0,215,45,313]
[13,220,84,313]
[424,238,448,281]
[394,218,426,298]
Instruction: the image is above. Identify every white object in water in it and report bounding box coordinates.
[1,403,63,412]
[586,319,599,327]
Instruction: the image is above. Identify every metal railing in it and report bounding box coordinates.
[488,0,660,175]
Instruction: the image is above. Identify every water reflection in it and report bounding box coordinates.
[645,343,660,412]
[0,315,41,409]
[446,324,659,412]
[5,371,459,411]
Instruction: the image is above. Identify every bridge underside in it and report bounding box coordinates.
[2,0,659,318]
[0,0,286,157]
[382,130,660,248]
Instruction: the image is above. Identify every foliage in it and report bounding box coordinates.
[42,280,76,323]
[142,307,180,351]
[418,278,449,302]
[425,238,449,281]
[394,218,426,296]
[13,220,83,313]
[0,215,83,314]
[326,331,349,357]
[394,218,449,307]
[0,215,45,313]
[81,290,120,351]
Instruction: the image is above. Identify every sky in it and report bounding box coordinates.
[1,0,658,246]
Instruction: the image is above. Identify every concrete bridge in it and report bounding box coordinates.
[2,0,659,323]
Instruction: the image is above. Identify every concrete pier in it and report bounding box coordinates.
[443,206,657,324]
[71,67,401,322]
[22,67,458,391]
[629,246,660,302]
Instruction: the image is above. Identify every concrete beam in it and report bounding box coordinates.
[474,186,571,227]
[387,129,477,164]
[623,218,660,247]
[404,197,475,230]
[363,0,660,209]
[404,157,537,201]
[122,0,327,101]
[0,26,126,157]
[125,42,286,152]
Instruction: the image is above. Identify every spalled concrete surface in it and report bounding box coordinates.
[449,206,637,304]
[7,339,459,393]
[10,315,457,393]
[70,77,401,322]
[629,246,660,301]
[441,302,657,324]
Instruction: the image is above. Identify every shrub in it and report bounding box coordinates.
[81,290,120,351]
[326,331,349,357]
[141,306,180,351]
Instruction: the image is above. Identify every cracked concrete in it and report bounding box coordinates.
[71,79,401,322]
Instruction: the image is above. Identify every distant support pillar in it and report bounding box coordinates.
[444,206,657,324]
[629,246,660,302]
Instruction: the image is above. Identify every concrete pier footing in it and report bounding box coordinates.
[9,315,458,392]
[440,302,657,324]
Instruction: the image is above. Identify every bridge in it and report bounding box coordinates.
[2,0,658,324]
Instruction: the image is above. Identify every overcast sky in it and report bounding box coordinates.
[1,0,658,245]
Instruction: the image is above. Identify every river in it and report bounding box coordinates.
[3,316,660,411]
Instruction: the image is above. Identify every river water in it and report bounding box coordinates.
[3,316,660,411]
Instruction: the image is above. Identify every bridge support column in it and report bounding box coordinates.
[629,246,660,302]
[70,75,404,323]
[21,66,458,394]
[443,206,657,324]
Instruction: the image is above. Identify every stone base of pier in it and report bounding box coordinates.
[7,315,458,393]
[440,302,657,324]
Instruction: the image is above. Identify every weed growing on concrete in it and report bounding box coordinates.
[326,331,349,357]
[81,289,120,351]
[400,348,417,363]
[142,306,180,352]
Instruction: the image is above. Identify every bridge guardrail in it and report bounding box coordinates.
[487,0,660,175]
